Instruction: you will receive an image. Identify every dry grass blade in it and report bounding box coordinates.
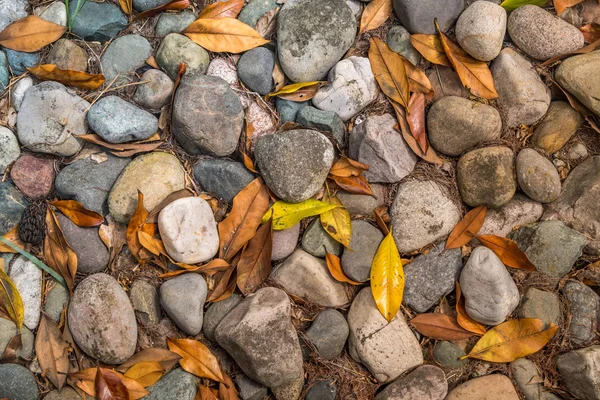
[237,218,272,295]
[446,205,487,249]
[325,251,362,285]
[0,16,66,52]
[360,0,393,34]
[36,315,70,390]
[0,266,24,329]
[132,0,190,21]
[168,338,225,383]
[77,134,163,157]
[27,65,105,90]
[410,34,451,67]
[49,200,104,227]
[456,281,487,335]
[117,348,181,373]
[369,37,410,110]
[183,18,269,53]
[410,313,475,340]
[44,208,78,292]
[197,0,244,19]
[476,235,536,271]
[406,93,428,154]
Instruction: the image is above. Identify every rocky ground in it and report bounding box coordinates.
[0,0,600,399]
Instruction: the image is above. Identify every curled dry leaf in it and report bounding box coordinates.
[96,367,129,400]
[320,193,352,248]
[117,348,181,373]
[269,82,327,102]
[160,258,231,278]
[0,225,24,253]
[476,235,536,271]
[446,205,487,249]
[552,0,581,14]
[126,191,157,265]
[255,7,279,38]
[197,0,244,19]
[132,0,190,21]
[1,333,22,362]
[369,37,410,110]
[328,175,374,196]
[272,61,286,93]
[374,206,390,236]
[184,18,269,53]
[325,251,362,285]
[241,152,258,173]
[197,384,219,400]
[406,93,428,154]
[77,134,164,158]
[49,200,104,227]
[370,229,404,322]
[0,16,66,52]
[36,315,70,390]
[207,265,237,302]
[44,207,78,292]
[0,266,24,329]
[168,338,225,383]
[360,0,393,34]
[499,0,547,11]
[581,23,600,43]
[410,313,475,340]
[410,34,451,67]
[328,156,369,178]
[237,218,273,295]
[137,231,167,258]
[124,361,165,387]
[264,199,340,231]
[455,281,487,335]
[27,64,105,90]
[266,81,325,98]
[219,371,240,400]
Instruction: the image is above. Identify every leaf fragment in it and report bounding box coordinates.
[0,267,24,329]
[183,18,269,53]
[406,93,428,154]
[320,193,352,248]
[124,361,165,387]
[328,156,369,178]
[0,225,24,253]
[446,205,487,249]
[359,0,393,34]
[237,218,273,295]
[77,134,164,157]
[168,338,225,383]
[27,64,105,90]
[581,23,600,43]
[126,191,157,265]
[325,251,362,285]
[264,199,340,230]
[403,57,434,94]
[476,235,536,271]
[0,16,66,52]
[499,0,547,11]
[119,0,133,16]
[410,34,451,67]
[197,0,244,19]
[117,348,181,373]
[410,313,475,340]
[132,0,190,21]
[44,207,78,292]
[369,37,411,110]
[554,0,584,14]
[36,315,70,390]
[49,200,104,227]
[95,367,130,400]
[370,229,404,322]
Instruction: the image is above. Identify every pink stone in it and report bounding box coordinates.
[10,154,54,200]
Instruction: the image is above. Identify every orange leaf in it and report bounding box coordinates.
[95,368,130,400]
[126,191,157,265]
[374,206,390,236]
[27,64,105,90]
[117,348,181,374]
[241,152,258,173]
[555,0,584,15]
[44,208,78,292]
[410,34,451,67]
[446,205,487,249]
[160,259,231,278]
[124,361,165,387]
[77,134,164,157]
[198,0,244,19]
[183,18,269,53]
[403,57,434,94]
[219,371,240,400]
[275,82,326,102]
[406,93,428,154]
[410,313,475,340]
[359,0,393,34]
[328,175,374,196]
[476,235,536,271]
[328,156,369,178]
[0,16,66,52]
[0,226,25,253]
[132,0,190,21]
[36,315,70,390]
[71,368,148,399]
[456,281,487,335]
[369,37,410,110]
[167,338,225,383]
[207,266,237,302]
[119,0,133,16]
[49,200,104,227]
[237,218,273,295]
[325,251,362,285]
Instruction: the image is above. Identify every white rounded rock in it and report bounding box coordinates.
[455,1,507,61]
[158,197,219,264]
[8,256,42,330]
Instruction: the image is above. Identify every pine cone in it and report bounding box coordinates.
[18,200,47,246]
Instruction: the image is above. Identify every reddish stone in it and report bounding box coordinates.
[10,154,54,200]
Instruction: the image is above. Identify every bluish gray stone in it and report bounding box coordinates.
[297,106,345,146]
[156,33,210,80]
[160,274,207,336]
[193,159,254,204]
[57,213,109,274]
[0,51,9,89]
[5,49,39,75]
[70,1,127,42]
[238,0,278,28]
[392,0,464,34]
[302,219,343,257]
[44,283,70,322]
[341,220,383,282]
[238,47,275,95]
[0,126,20,175]
[0,181,28,235]
[0,0,28,31]
[101,34,152,84]
[0,364,39,400]
[385,25,420,65]
[305,309,349,360]
[562,281,600,346]
[155,11,196,36]
[305,379,337,400]
[275,98,308,123]
[88,96,158,143]
[133,0,170,11]
[236,375,268,400]
[433,341,468,369]
[144,369,199,400]
[203,293,242,342]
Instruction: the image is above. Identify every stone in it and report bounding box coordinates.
[36,2,67,26]
[0,0,27,31]
[245,100,277,150]
[44,283,69,322]
[130,280,161,325]
[17,81,88,156]
[392,0,464,34]
[134,69,174,110]
[519,288,561,328]
[0,51,8,90]
[238,47,275,95]
[255,129,333,203]
[215,287,304,388]
[133,0,169,11]
[10,75,33,111]
[446,375,519,400]
[160,273,207,335]
[460,246,520,325]
[555,51,600,117]
[173,74,244,156]
[239,0,278,27]
[341,220,383,282]
[271,249,350,307]
[69,1,127,42]
[305,309,349,360]
[0,319,34,359]
[144,369,199,400]
[348,288,423,383]
[101,34,152,84]
[428,96,502,156]
[57,213,109,274]
[457,146,516,208]
[236,375,268,400]
[47,39,88,71]
[305,379,337,400]
[516,148,561,203]
[404,243,463,313]
[509,221,587,277]
[55,153,130,216]
[272,373,304,400]
[491,48,551,127]
[312,56,378,121]
[385,25,420,65]
[108,152,186,223]
[567,142,588,160]
[5,49,39,75]
[390,180,460,253]
[375,365,448,400]
[561,281,600,345]
[336,184,386,216]
[557,346,600,400]
[297,106,345,146]
[532,101,584,154]
[203,294,242,342]
[433,341,467,369]
[0,364,39,400]
[0,182,28,235]
[68,273,137,364]
[276,98,309,123]
[349,114,417,182]
[478,193,543,237]
[156,33,210,80]
[508,5,584,60]
[428,66,470,102]
[511,358,562,400]
[278,0,355,82]
[206,57,239,87]
[456,1,507,61]
[193,159,254,204]
[43,388,81,400]
[301,219,343,257]
[0,127,20,175]
[155,11,197,36]
[9,256,42,330]
[272,223,300,261]
[10,154,54,200]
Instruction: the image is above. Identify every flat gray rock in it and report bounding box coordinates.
[511,358,561,400]
[305,308,349,360]
[56,213,109,274]
[156,33,210,80]
[193,159,254,204]
[69,1,127,42]
[478,193,543,237]
[301,218,343,257]
[297,106,345,146]
[237,47,274,95]
[160,274,207,335]
[519,288,561,328]
[101,34,152,84]
[561,281,600,346]
[341,220,383,282]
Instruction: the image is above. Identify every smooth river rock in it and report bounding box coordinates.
[455,1,506,61]
[555,50,600,117]
[516,148,561,203]
[392,0,464,34]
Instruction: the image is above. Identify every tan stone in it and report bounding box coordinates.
[446,375,519,400]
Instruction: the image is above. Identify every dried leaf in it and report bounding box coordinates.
[270,82,326,102]
[456,281,487,335]
[328,156,369,178]
[160,259,231,278]
[581,23,600,43]
[446,205,487,249]
[198,0,244,19]
[241,152,258,173]
[266,81,324,98]
[403,57,434,94]
[328,175,374,196]
[77,134,163,157]
[272,61,285,92]
[126,191,157,265]
[183,18,269,53]
[0,267,24,329]
[197,384,219,400]
[325,251,362,285]
[462,319,558,362]
[370,229,403,322]
[410,34,451,67]
[1,333,22,361]
[369,37,410,110]
[95,368,130,400]
[44,207,78,291]
[27,64,105,90]
[36,315,70,390]
[138,231,167,257]
[49,200,104,227]
[132,0,190,21]
[500,0,547,11]
[168,338,225,383]
[170,63,187,113]
[237,218,272,295]
[374,206,390,236]
[360,0,392,34]
[0,226,25,253]
[0,16,66,52]
[264,199,340,230]
[207,266,237,302]
[320,193,352,248]
[119,0,133,16]
[71,368,148,399]
[554,0,585,14]
[255,7,279,38]
[124,361,165,387]
[117,348,181,373]
[407,93,428,154]
[476,235,536,271]
[411,313,475,340]
[219,371,240,400]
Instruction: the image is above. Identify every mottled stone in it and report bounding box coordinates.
[10,76,33,111]
[160,274,207,335]
[193,159,254,204]
[0,0,28,31]
[0,364,39,400]
[155,11,197,36]
[130,279,161,325]
[237,47,275,95]
[156,33,210,79]
[0,182,28,235]
[341,220,383,282]
[69,1,127,42]
[511,358,562,400]
[10,154,54,200]
[375,365,448,400]
[0,127,19,175]
[296,106,345,146]
[561,281,600,346]
[336,184,386,216]
[446,375,519,400]
[385,25,420,65]
[516,148,561,203]
[557,346,600,400]
[456,1,507,61]
[519,288,561,328]
[5,49,39,75]
[305,309,349,360]
[478,194,543,237]
[532,101,584,154]
[47,39,88,71]
[239,0,278,27]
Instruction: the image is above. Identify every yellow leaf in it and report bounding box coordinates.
[368,37,410,110]
[263,199,340,230]
[119,0,133,16]
[167,338,225,383]
[359,0,393,34]
[500,0,548,12]
[266,81,325,98]
[183,18,269,53]
[370,229,404,322]
[462,318,558,362]
[320,194,352,248]
[124,361,165,387]
[27,64,105,90]
[0,16,66,52]
[410,34,451,67]
[0,265,24,329]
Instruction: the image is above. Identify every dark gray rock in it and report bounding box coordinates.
[516,148,561,203]
[297,106,345,146]
[305,379,337,400]
[57,213,109,274]
[69,1,128,42]
[193,159,254,204]
[557,346,600,400]
[392,0,464,34]
[275,98,309,123]
[133,0,169,12]
[305,309,349,360]
[336,184,386,216]
[101,34,152,84]
[511,358,561,400]
[130,279,161,325]
[555,51,600,117]
[88,96,158,143]
[385,25,420,65]
[375,365,448,400]
[155,11,197,36]
[236,375,268,400]
[239,0,278,28]
[519,288,561,328]
[144,369,199,400]
[160,274,207,336]
[0,181,28,235]
[44,283,69,322]
[562,281,600,346]
[433,341,468,369]
[5,49,39,75]
[156,33,210,80]
[0,364,39,400]
[203,293,242,342]
[301,219,343,257]
[341,220,383,282]
[238,47,275,95]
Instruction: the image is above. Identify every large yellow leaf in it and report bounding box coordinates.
[410,34,451,67]
[462,318,558,362]
[263,199,340,230]
[0,16,66,52]
[198,0,245,19]
[167,338,225,383]
[27,64,105,90]
[359,0,392,34]
[320,193,352,248]
[183,18,269,53]
[369,37,411,110]
[446,205,487,249]
[370,229,404,322]
[0,264,24,329]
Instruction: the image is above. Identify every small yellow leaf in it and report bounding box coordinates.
[370,229,404,322]
[263,199,340,230]
[0,265,24,329]
[320,194,352,248]
[183,18,269,53]
[266,81,325,98]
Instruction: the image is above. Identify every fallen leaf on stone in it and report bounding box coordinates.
[197,0,244,19]
[168,338,226,383]
[1,333,22,362]
[184,18,269,53]
[27,64,106,90]
[328,156,369,178]
[119,0,133,16]
[124,361,165,387]
[197,384,219,399]
[207,265,237,302]
[446,205,487,249]
[327,175,374,196]
[269,82,326,102]
[320,192,352,248]
[117,348,181,373]
[71,368,148,399]
[403,57,434,94]
[96,367,130,400]
[126,191,157,265]
[359,0,392,34]
[0,226,25,253]
[551,0,581,14]
[241,152,258,173]
[255,7,279,38]
[369,37,410,110]
[374,206,390,236]
[266,81,325,98]
[410,313,475,340]
[264,199,340,230]
[476,235,536,271]
[410,34,451,67]
[219,371,240,400]
[160,259,231,278]
[237,217,273,295]
[44,207,78,292]
[370,229,404,322]
[499,0,547,11]
[325,251,362,285]
[49,200,104,227]
[462,318,558,362]
[0,266,24,329]
[406,93,428,154]
[145,189,195,224]
[36,315,70,390]
[455,281,487,335]
[580,23,600,43]
[0,16,66,52]
[77,134,164,157]
[132,0,190,21]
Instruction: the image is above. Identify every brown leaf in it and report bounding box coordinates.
[77,134,163,157]
[446,205,487,249]
[99,215,127,269]
[255,7,279,39]
[328,156,369,178]
[410,313,475,340]
[197,0,244,19]
[374,206,390,236]
[410,34,451,67]
[126,191,157,265]
[44,207,78,291]
[1,333,22,362]
[71,368,148,399]
[169,63,187,113]
[197,384,219,400]
[580,23,600,43]
[168,338,225,383]
[476,235,536,271]
[208,266,237,302]
[237,218,272,295]
[325,251,362,285]
[219,371,240,400]
[0,225,25,253]
[407,93,428,154]
[183,18,269,53]
[403,57,434,94]
[36,315,70,390]
[369,37,410,110]
[160,258,231,278]
[145,189,194,224]
[0,15,66,52]
[95,368,130,400]
[132,0,190,21]
[555,0,585,15]
[360,0,392,34]
[456,281,487,335]
[272,61,285,93]
[49,200,104,227]
[241,152,258,173]
[328,175,374,196]
[117,348,181,373]
[124,361,165,387]
[119,0,133,16]
[27,64,105,90]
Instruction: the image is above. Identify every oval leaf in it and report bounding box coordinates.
[325,251,362,285]
[476,235,536,271]
[237,218,273,295]
[36,315,70,390]
[44,207,78,291]
[369,37,410,110]
[266,81,325,99]
[411,313,475,340]
[320,194,352,248]
[0,16,66,52]
[446,205,487,249]
[360,0,393,34]
[27,64,105,90]
[370,229,404,322]
[264,199,340,231]
[183,18,269,53]
[198,0,244,19]
[167,338,225,383]
[49,200,105,227]
[410,34,451,67]
[117,348,181,373]
[132,0,190,21]
[0,267,24,329]
[407,93,428,154]
[328,156,369,178]
[124,361,165,387]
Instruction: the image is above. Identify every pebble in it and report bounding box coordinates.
[133,0,170,12]
[9,256,42,330]
[43,388,81,400]
[68,273,137,364]
[557,346,600,400]
[101,35,152,84]
[10,76,33,111]
[336,184,386,216]
[509,221,587,277]
[427,96,502,156]
[375,365,448,400]
[144,368,199,400]
[134,69,174,110]
[0,51,8,90]
[10,154,53,200]
[455,1,506,61]
[236,375,268,400]
[172,74,244,156]
[271,249,350,307]
[5,49,39,75]
[239,0,278,27]
[36,2,67,26]
[47,39,88,72]
[433,341,468,369]
[561,281,600,345]
[511,358,561,400]
[0,182,28,235]
[491,48,551,127]
[460,246,520,325]
[404,243,463,313]
[446,375,519,400]
[390,180,460,253]
[478,193,543,237]
[108,152,186,223]
[555,51,600,116]
[305,379,337,400]
[0,364,39,400]
[160,274,207,335]
[296,106,345,146]
[278,0,355,82]
[17,81,88,156]
[203,293,242,342]
[385,25,420,65]
[0,0,27,31]
[348,288,423,382]
[532,101,584,154]
[305,309,349,360]
[519,288,561,328]
[255,129,333,202]
[130,279,161,326]
[567,142,588,160]
[312,56,378,121]
[238,47,275,95]
[69,1,127,42]
[457,146,516,208]
[272,224,300,261]
[215,287,304,388]
[341,220,383,282]
[0,127,20,175]
[516,148,561,203]
[428,66,470,102]
[56,213,110,274]
[0,319,34,359]
[392,0,464,34]
[276,98,309,123]
[156,33,210,80]
[193,159,254,204]
[206,57,239,87]
[349,113,417,182]
[155,11,196,36]
[301,219,343,257]
[44,283,70,322]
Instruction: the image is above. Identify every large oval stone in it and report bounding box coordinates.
[555,51,600,117]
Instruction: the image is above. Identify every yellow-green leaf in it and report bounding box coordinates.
[500,0,547,12]
[266,81,324,98]
[0,264,24,329]
[370,229,404,322]
[320,194,352,248]
[263,199,340,230]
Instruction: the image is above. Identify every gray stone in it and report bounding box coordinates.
[478,193,543,237]
[0,126,20,175]
[0,319,34,359]
[341,220,383,282]
[44,283,69,323]
[130,279,161,325]
[156,33,210,79]
[69,1,127,42]
[272,373,304,400]
[43,388,81,400]
[17,81,88,156]
[456,1,507,61]
[386,25,420,65]
[428,96,502,156]
[203,294,242,342]
[276,98,309,123]
[532,101,584,154]
[509,221,587,277]
[57,213,109,274]
[305,309,349,360]
[433,341,468,369]
[0,182,28,235]
[238,47,275,95]
[568,142,588,160]
[297,106,345,146]
[278,0,355,82]
[301,219,343,257]
[349,113,417,183]
[101,34,152,84]
[134,69,174,110]
[561,281,600,345]
[173,74,244,156]
[36,2,67,26]
[10,75,33,111]
[404,243,463,313]
[0,364,39,400]
[555,51,600,117]
[392,0,464,34]
[491,48,551,127]
[5,49,39,75]
[0,51,8,90]
[446,375,519,400]
[272,223,300,261]
[88,96,158,143]
[375,365,448,400]
[8,256,42,330]
[236,375,268,400]
[390,180,460,253]
[336,184,386,216]
[271,249,350,307]
[511,358,561,400]
[519,288,561,328]
[47,39,88,71]
[0,0,27,31]
[557,346,600,400]
[305,379,337,400]
[133,0,169,12]
[160,274,207,336]
[460,246,520,325]
[239,0,278,27]
[428,66,470,102]
[516,149,561,203]
[193,159,254,203]
[155,11,197,36]
[144,369,199,400]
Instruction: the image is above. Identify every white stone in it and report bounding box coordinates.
[455,1,507,61]
[10,77,33,111]
[0,126,20,175]
[313,57,378,121]
[35,2,67,26]
[206,57,239,87]
[478,193,543,237]
[9,256,42,330]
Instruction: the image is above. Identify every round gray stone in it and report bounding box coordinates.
[101,34,152,84]
[88,96,158,143]
[193,159,254,203]
[433,341,468,369]
[134,69,174,110]
[160,274,207,336]
[238,47,275,95]
[305,309,349,360]
[341,220,383,282]
[69,1,127,42]
[57,212,110,274]
[385,25,420,65]
[156,33,210,80]
[155,11,197,36]
[0,364,39,400]
[455,1,507,61]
